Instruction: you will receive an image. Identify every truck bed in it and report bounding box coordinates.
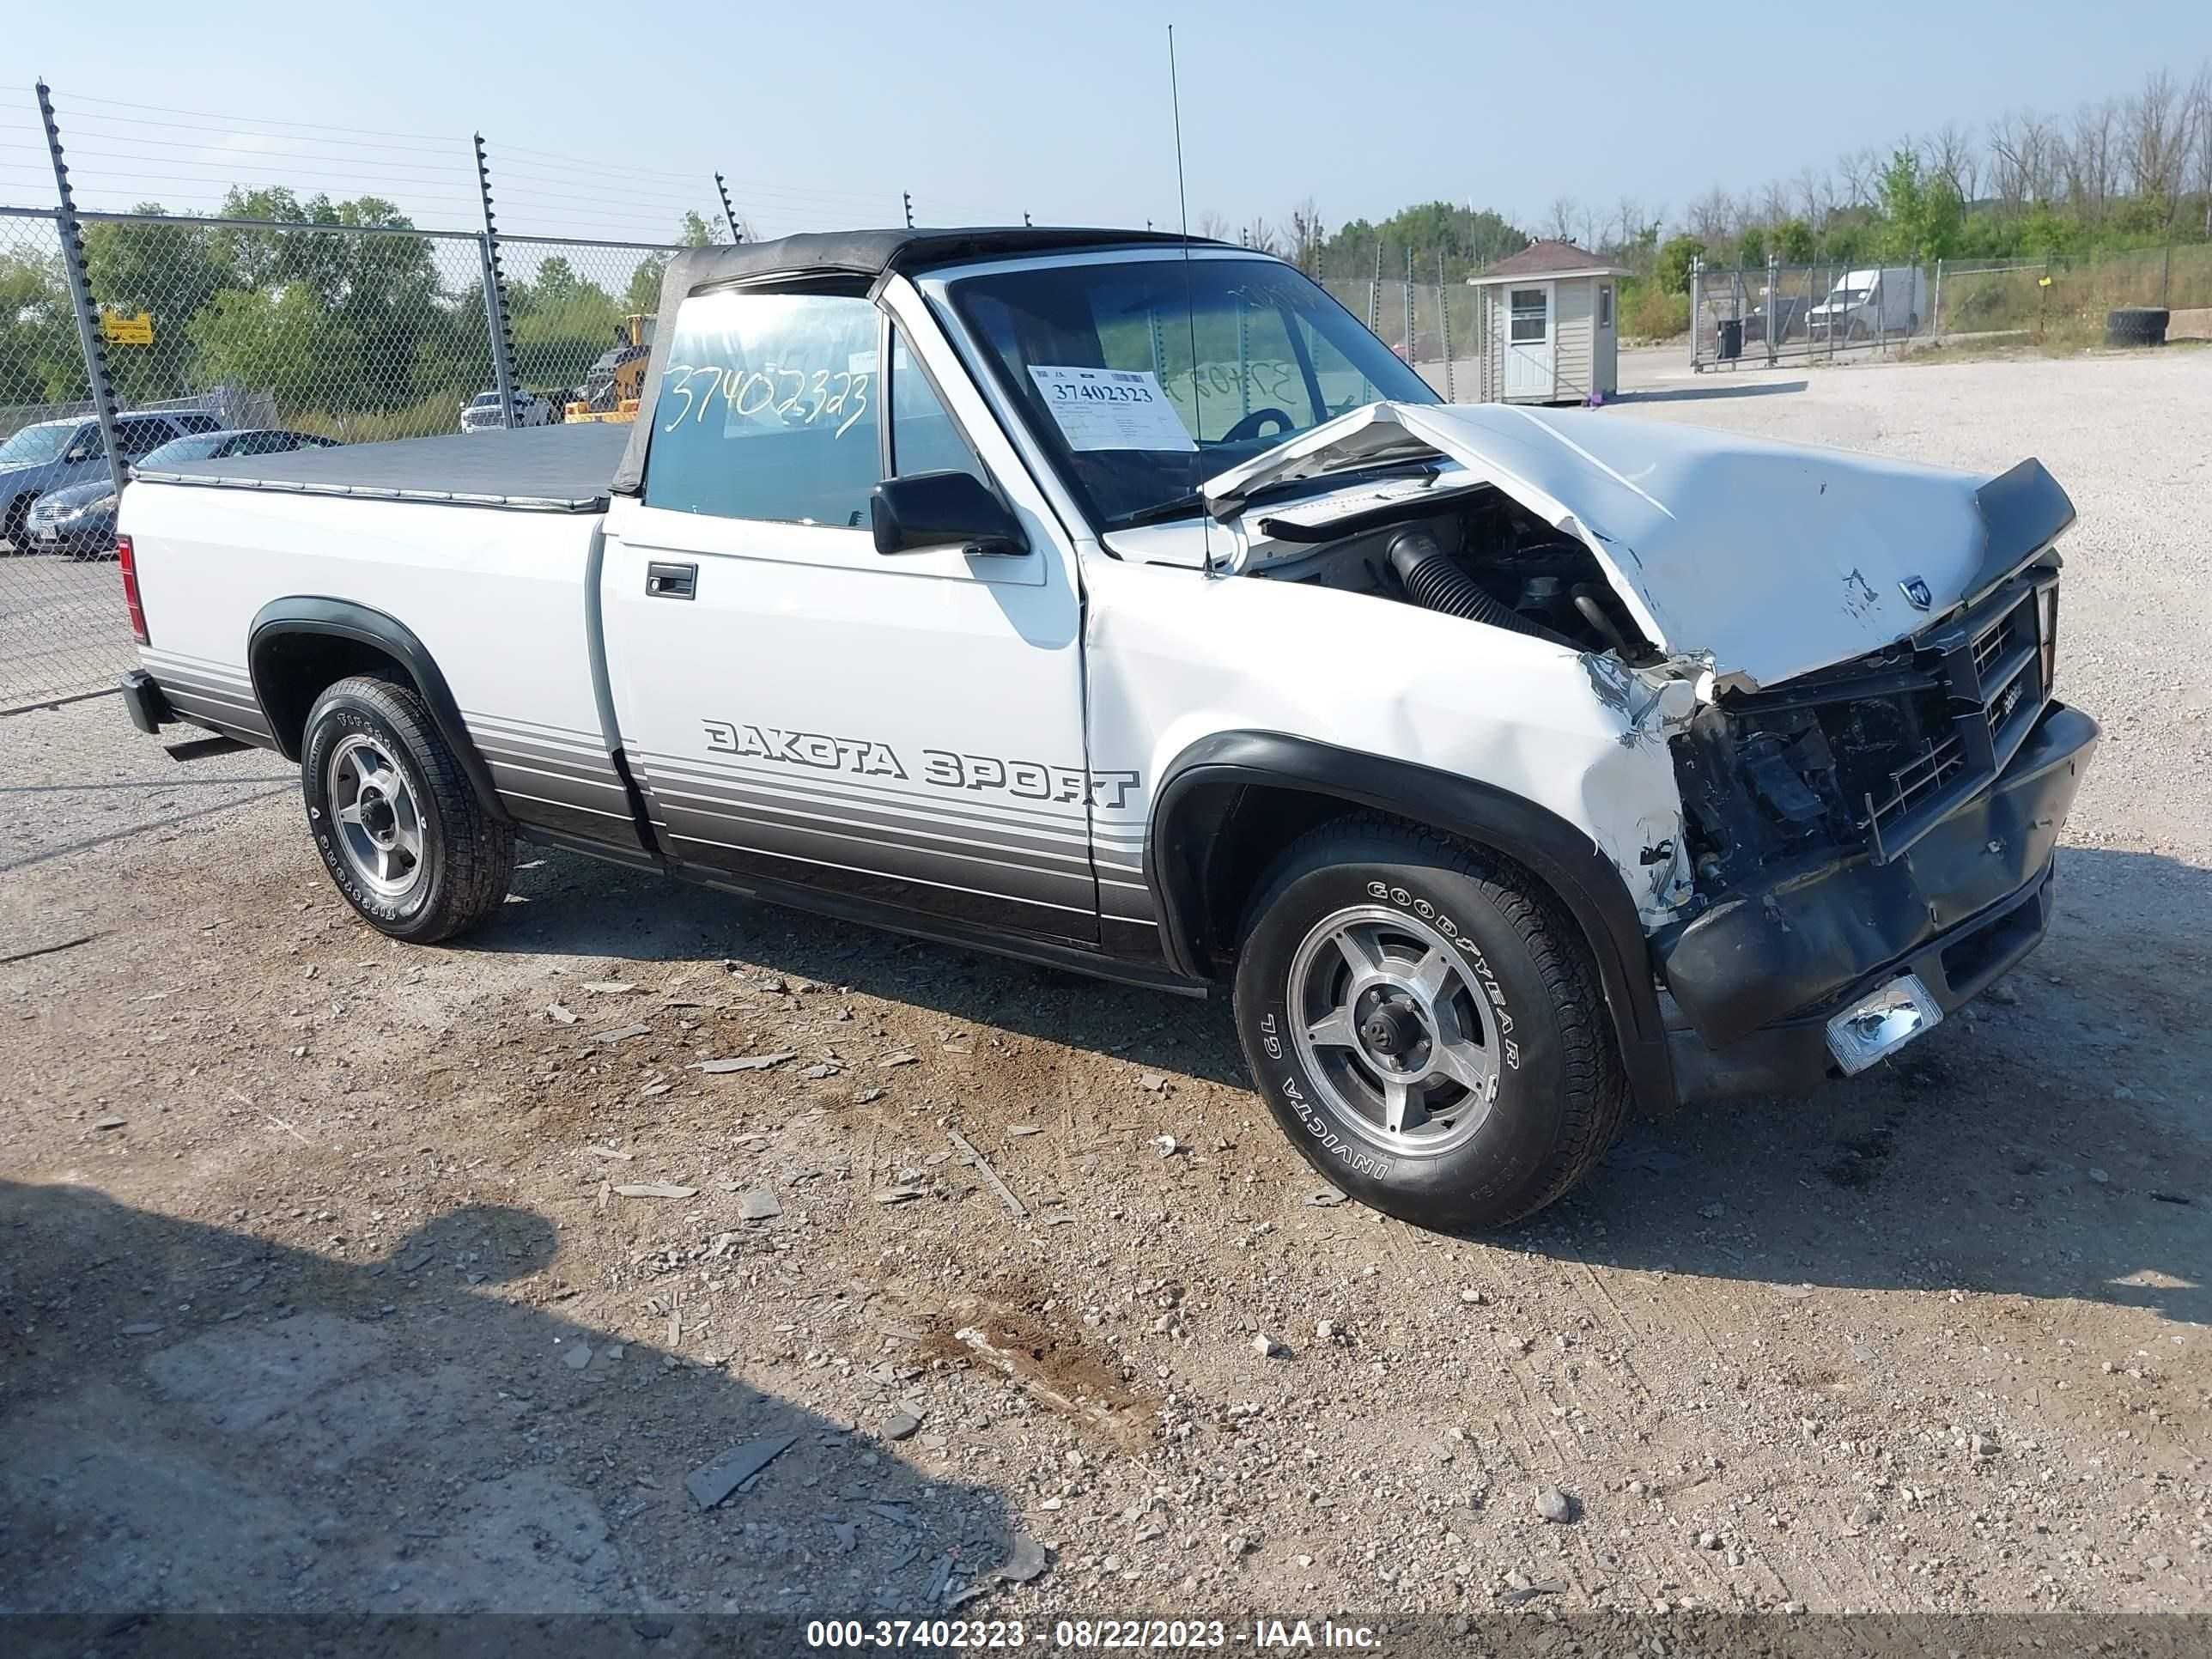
[136,422,630,513]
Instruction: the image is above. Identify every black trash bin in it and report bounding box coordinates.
[1715,318,1743,362]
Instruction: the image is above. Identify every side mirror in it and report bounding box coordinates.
[870,471,1026,558]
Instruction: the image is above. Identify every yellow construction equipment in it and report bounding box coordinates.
[564,314,655,423]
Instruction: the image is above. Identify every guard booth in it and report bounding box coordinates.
[1470,240,1626,404]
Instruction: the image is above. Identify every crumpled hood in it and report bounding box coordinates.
[1205,403,2074,687]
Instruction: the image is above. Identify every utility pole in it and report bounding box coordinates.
[35,81,126,501]
[471,133,520,429]
[902,191,915,229]
[714,172,741,242]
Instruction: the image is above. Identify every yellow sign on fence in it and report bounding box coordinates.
[100,311,155,346]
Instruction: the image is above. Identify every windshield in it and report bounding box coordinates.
[0,422,82,465]
[140,434,228,467]
[944,254,1439,528]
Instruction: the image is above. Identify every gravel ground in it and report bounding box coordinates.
[1,351,2206,1622]
[0,550,136,710]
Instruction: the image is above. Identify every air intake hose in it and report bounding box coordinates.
[1387,527,1568,644]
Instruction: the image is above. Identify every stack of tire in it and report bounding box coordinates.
[2106,307,2169,348]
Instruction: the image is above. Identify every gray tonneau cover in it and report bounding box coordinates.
[137,422,630,513]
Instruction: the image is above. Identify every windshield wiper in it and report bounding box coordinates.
[1114,491,1210,529]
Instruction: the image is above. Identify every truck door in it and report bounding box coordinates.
[600,280,1101,945]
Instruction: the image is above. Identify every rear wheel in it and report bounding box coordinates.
[1232,818,1626,1231]
[300,674,514,943]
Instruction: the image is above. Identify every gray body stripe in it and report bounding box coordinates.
[653,799,1092,902]
[634,758,1099,852]
[643,774,1093,867]
[630,747,1091,832]
[460,710,610,750]
[498,787,635,822]
[481,750,629,793]
[663,826,1095,917]
[158,676,264,713]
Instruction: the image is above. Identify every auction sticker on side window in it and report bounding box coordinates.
[1026,366,1196,453]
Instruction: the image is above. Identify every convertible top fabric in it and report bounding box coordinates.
[137,421,632,513]
[610,226,1227,497]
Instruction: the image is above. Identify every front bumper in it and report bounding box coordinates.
[1662,701,2097,1097]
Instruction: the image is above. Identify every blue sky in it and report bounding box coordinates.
[7,0,2207,244]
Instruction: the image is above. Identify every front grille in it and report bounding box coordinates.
[1863,571,2057,863]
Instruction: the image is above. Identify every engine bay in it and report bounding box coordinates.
[1243,481,1658,662]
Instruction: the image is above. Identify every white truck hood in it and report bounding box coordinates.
[1203,403,2073,688]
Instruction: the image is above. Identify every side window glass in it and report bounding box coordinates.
[890,331,988,485]
[643,289,881,527]
[115,421,166,457]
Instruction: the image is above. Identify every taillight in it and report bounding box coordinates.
[117,532,149,645]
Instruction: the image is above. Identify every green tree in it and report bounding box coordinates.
[1875,148,1965,263]
[82,203,237,404]
[1655,234,1706,294]
[1772,218,1816,263]
[0,246,86,406]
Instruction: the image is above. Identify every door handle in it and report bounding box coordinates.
[646,562,696,600]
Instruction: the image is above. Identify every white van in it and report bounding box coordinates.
[1808,266,1929,341]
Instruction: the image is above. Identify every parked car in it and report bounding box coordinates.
[116,227,2094,1231]
[459,390,560,433]
[21,479,119,558]
[24,428,337,558]
[0,409,222,548]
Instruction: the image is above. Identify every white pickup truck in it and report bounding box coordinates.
[116,228,2097,1228]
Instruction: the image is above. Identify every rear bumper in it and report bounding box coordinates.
[1661,701,2097,1097]
[118,668,172,735]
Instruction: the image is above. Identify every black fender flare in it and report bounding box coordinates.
[246,596,511,824]
[1146,731,1675,1111]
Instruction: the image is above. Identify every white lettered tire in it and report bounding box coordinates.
[1233,817,1626,1229]
[300,675,515,943]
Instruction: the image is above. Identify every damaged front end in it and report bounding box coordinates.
[1202,400,2099,1100]
[1657,556,2096,1097]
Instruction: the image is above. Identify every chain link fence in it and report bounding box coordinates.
[0,205,680,709]
[1690,258,1938,369]
[1690,246,2212,371]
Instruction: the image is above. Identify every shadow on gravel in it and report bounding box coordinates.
[453,842,2209,1326]
[1518,844,2212,1328]
[1612,379,1809,404]
[469,848,1249,1087]
[0,1182,1017,1616]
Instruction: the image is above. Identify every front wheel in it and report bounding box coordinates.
[1232,819,1626,1231]
[301,674,514,943]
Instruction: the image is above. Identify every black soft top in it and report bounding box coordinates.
[611,225,1229,496]
[137,421,630,513]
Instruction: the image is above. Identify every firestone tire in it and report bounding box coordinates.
[300,674,515,945]
[1231,817,1627,1231]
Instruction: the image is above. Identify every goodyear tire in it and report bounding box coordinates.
[1232,817,1626,1231]
[300,674,514,944]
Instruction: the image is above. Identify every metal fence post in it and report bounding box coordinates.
[1437,250,1455,400]
[1765,253,1780,367]
[34,82,126,502]
[1369,239,1382,333]
[1403,246,1415,368]
[1932,258,1944,346]
[715,173,742,243]
[1688,255,1703,370]
[471,134,520,428]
